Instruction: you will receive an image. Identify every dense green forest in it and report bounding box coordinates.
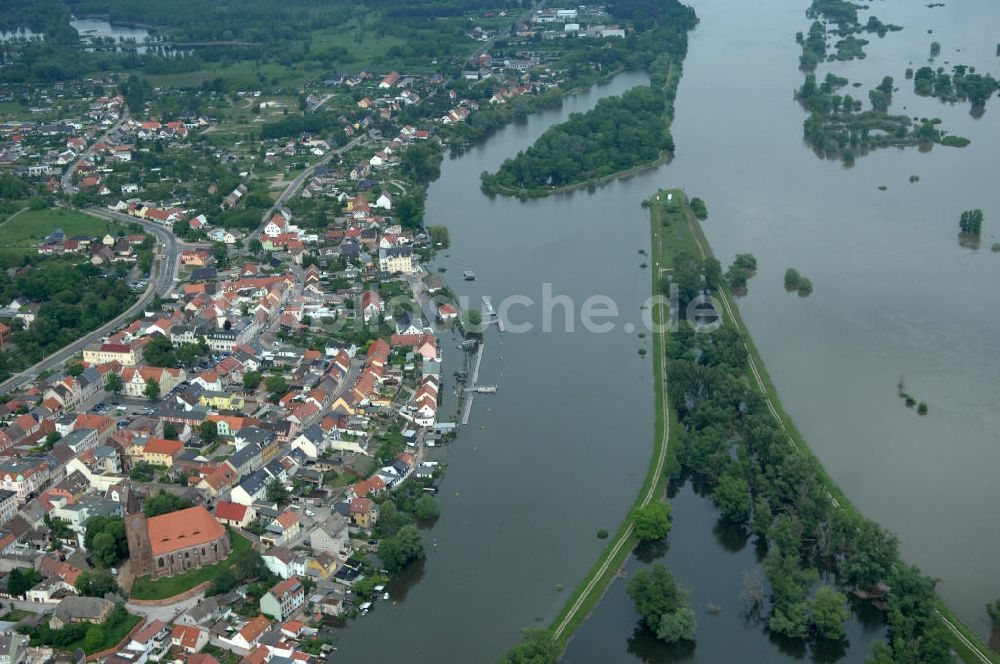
[480,0,697,195]
[481,86,672,193]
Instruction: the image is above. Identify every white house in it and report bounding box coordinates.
[263,215,288,238]
[290,425,326,459]
[378,246,414,274]
[262,546,305,579]
[230,468,269,506]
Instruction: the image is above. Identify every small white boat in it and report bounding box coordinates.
[463,270,476,280]
[383,592,390,601]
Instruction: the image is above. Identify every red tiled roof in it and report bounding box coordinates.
[147,505,227,556]
[132,619,168,645]
[204,464,237,490]
[187,654,218,664]
[349,497,372,514]
[215,500,248,522]
[237,616,271,646]
[280,620,305,636]
[144,437,182,456]
[274,510,298,529]
[269,577,303,601]
[172,624,203,650]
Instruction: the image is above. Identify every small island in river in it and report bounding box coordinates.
[479,0,697,198]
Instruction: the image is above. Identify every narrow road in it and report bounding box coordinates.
[251,136,363,240]
[936,610,992,664]
[0,207,29,228]
[551,213,672,642]
[127,592,205,623]
[61,107,130,194]
[87,207,203,298]
[309,94,334,112]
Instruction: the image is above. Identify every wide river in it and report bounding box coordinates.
[334,0,1000,660]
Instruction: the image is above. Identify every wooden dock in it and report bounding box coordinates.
[460,342,486,425]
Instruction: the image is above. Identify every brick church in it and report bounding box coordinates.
[126,505,231,579]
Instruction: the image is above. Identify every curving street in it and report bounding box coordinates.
[0,208,199,395]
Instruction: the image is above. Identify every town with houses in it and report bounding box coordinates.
[0,1,993,663]
[0,4,628,664]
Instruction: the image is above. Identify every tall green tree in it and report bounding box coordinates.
[413,495,440,520]
[379,524,424,573]
[634,502,672,541]
[143,333,176,366]
[712,472,751,523]
[266,479,291,507]
[627,564,681,629]
[497,629,558,664]
[104,372,123,398]
[809,585,850,639]
[8,567,41,597]
[143,491,192,517]
[84,515,129,567]
[244,371,263,390]
[959,209,984,236]
[987,598,1000,632]
[83,624,105,652]
[657,606,697,642]
[199,420,218,444]
[76,569,119,597]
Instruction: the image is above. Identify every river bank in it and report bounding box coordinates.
[482,151,673,200]
[557,190,997,663]
[329,0,1000,655]
[328,70,659,662]
[669,190,997,663]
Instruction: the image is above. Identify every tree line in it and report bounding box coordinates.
[661,232,953,661]
[912,65,999,111]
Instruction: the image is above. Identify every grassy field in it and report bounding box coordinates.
[146,60,313,91]
[0,207,119,262]
[86,612,142,654]
[0,608,36,622]
[0,101,29,118]
[142,14,457,92]
[130,529,252,600]
[0,208,117,245]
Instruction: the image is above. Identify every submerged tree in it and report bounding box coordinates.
[627,564,696,643]
[959,209,984,236]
